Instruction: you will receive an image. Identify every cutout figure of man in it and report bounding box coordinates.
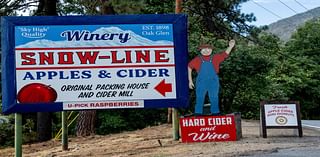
[188,40,236,115]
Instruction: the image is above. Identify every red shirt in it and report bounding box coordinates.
[188,51,229,73]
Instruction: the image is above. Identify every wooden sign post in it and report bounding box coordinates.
[260,101,303,138]
[15,113,22,157]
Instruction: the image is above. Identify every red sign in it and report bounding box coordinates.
[180,115,237,143]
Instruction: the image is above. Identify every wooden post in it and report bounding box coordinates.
[172,109,180,140]
[172,0,183,141]
[15,113,22,157]
[296,102,303,137]
[62,111,68,150]
[175,0,182,13]
[167,108,172,123]
[260,101,267,138]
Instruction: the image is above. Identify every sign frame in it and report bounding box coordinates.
[260,101,303,138]
[1,14,189,114]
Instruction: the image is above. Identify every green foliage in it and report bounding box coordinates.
[96,111,127,134]
[0,115,37,148]
[186,33,281,119]
[184,0,257,39]
[22,119,37,143]
[96,109,167,135]
[60,0,147,15]
[0,116,14,147]
[111,0,146,14]
[58,0,87,15]
[242,111,256,120]
[0,0,36,16]
[51,112,77,137]
[141,0,175,14]
[60,0,175,15]
[219,39,276,119]
[278,20,320,119]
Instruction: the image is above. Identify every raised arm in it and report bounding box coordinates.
[225,39,236,55]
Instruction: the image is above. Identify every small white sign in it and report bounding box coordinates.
[63,100,144,110]
[264,104,298,126]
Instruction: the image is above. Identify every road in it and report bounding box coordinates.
[249,120,320,157]
[302,120,320,130]
[249,145,320,157]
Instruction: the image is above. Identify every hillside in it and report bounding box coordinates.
[267,7,320,42]
[1,120,320,157]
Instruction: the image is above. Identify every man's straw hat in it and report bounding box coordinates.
[198,44,214,50]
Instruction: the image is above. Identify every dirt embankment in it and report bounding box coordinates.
[1,120,320,157]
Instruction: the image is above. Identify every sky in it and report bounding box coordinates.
[241,0,320,26]
[18,0,320,27]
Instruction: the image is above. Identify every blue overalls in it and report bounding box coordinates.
[195,54,220,115]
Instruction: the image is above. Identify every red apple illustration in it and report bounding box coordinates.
[17,83,57,103]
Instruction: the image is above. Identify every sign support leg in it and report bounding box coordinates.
[62,111,68,150]
[172,108,179,140]
[15,113,22,157]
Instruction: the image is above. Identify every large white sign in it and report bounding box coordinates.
[14,24,176,110]
[2,15,188,114]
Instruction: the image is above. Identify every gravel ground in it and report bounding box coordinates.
[0,120,319,157]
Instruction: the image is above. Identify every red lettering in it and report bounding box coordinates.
[155,50,169,62]
[76,51,99,64]
[39,52,54,65]
[136,50,150,63]
[58,52,74,64]
[21,52,36,65]
[111,51,125,63]
[125,50,132,63]
[19,49,170,65]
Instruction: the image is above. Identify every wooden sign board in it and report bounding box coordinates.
[260,101,302,138]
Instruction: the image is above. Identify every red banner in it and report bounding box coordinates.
[180,115,237,143]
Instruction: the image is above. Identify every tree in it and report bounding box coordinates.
[34,0,58,142]
[0,0,36,16]
[60,0,145,15]
[184,0,257,39]
[278,20,320,119]
[219,35,278,118]
[34,0,58,15]
[76,110,96,136]
[141,0,175,14]
[61,0,119,136]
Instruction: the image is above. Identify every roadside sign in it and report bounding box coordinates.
[2,14,188,114]
[264,104,298,126]
[180,115,238,143]
[260,101,303,138]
